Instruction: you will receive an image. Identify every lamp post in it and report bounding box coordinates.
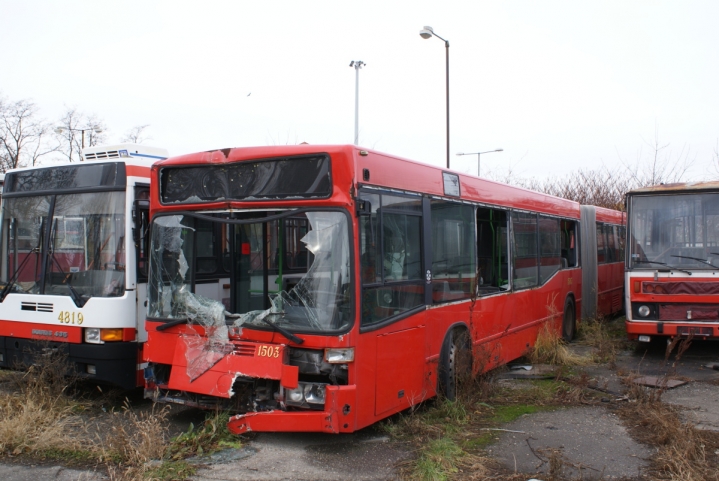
[456,149,504,177]
[54,126,103,149]
[349,60,365,145]
[419,26,450,169]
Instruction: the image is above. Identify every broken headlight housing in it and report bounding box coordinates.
[283,382,327,409]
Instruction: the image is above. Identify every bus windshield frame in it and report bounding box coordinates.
[146,208,353,335]
[0,190,127,300]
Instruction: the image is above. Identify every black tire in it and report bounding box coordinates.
[562,297,576,342]
[438,328,471,400]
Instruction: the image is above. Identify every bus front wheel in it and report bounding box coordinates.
[562,298,576,342]
[438,327,471,401]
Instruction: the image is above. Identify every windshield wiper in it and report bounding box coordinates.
[633,259,692,275]
[670,255,719,269]
[155,318,188,331]
[0,246,40,302]
[263,313,304,344]
[156,310,240,332]
[47,251,88,307]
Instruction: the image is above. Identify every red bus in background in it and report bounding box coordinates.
[142,145,623,434]
[625,182,719,342]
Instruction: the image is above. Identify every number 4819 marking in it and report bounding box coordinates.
[58,311,84,325]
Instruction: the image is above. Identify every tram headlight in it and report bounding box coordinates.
[284,382,327,409]
[638,305,651,317]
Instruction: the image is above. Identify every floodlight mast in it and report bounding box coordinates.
[350,60,365,145]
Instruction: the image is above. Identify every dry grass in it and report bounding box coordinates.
[618,381,719,481]
[0,349,88,456]
[99,401,170,469]
[528,323,591,367]
[0,348,241,481]
[577,316,629,364]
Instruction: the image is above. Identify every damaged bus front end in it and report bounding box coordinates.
[143,205,356,433]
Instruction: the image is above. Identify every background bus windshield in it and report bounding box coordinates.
[0,192,126,298]
[629,193,719,269]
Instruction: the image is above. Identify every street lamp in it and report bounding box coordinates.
[54,126,103,149]
[419,26,450,169]
[456,149,504,177]
[349,60,365,145]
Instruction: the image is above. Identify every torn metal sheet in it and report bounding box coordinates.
[632,376,688,389]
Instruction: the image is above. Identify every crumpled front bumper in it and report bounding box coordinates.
[227,385,357,434]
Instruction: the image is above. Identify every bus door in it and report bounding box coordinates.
[474,207,513,348]
[358,191,428,416]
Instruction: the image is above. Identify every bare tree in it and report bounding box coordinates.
[121,124,151,144]
[54,107,108,162]
[522,166,633,211]
[618,124,695,187]
[0,95,56,172]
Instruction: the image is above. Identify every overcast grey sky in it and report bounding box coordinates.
[1,1,717,180]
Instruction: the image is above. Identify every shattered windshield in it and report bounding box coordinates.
[630,193,719,270]
[148,210,352,334]
[0,192,126,298]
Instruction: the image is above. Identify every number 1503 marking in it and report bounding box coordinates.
[258,345,280,358]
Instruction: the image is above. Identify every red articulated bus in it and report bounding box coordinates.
[143,145,623,434]
[625,182,719,341]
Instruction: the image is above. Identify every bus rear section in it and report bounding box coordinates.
[625,182,719,341]
[143,145,597,434]
[0,144,168,389]
[580,206,625,321]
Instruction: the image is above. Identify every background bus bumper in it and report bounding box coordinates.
[0,336,140,389]
[625,321,719,339]
[227,385,357,434]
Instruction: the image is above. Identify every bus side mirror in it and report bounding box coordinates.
[133,199,150,210]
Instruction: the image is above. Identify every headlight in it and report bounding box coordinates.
[324,348,354,363]
[84,328,124,344]
[283,382,327,409]
[632,303,658,320]
[84,328,102,344]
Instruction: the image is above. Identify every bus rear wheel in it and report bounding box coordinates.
[562,298,576,342]
[438,328,472,401]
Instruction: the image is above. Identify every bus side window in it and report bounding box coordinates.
[431,200,475,302]
[560,220,577,267]
[476,207,508,295]
[539,215,561,284]
[360,192,424,327]
[597,223,607,264]
[512,212,539,289]
[133,186,150,282]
